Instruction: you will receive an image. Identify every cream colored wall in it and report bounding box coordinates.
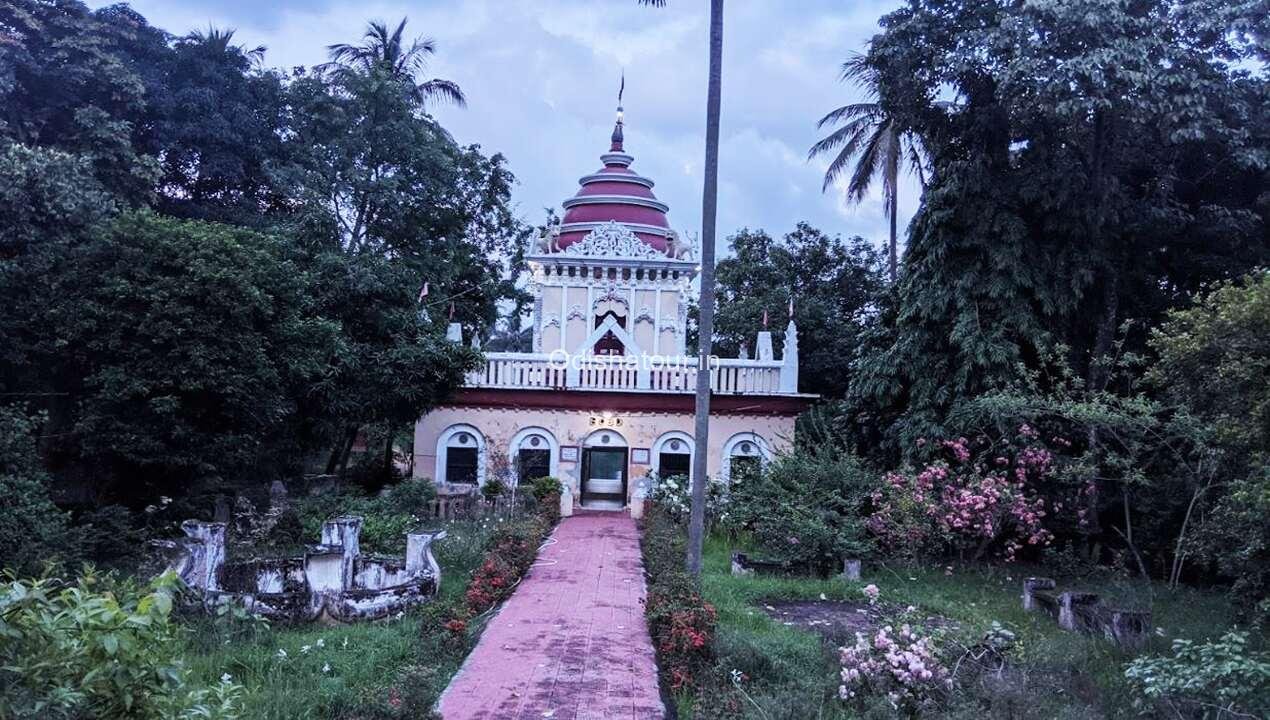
[540,286,563,351]
[413,405,795,503]
[657,290,681,355]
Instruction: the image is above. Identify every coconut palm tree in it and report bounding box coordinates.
[183,27,266,64]
[324,18,465,107]
[809,54,928,283]
[639,0,723,576]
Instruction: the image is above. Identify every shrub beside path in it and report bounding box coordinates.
[437,512,663,719]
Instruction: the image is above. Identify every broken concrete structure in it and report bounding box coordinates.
[1021,576,1152,648]
[159,516,445,622]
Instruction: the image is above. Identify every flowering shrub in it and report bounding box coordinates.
[646,472,730,524]
[443,493,560,638]
[641,505,717,691]
[838,622,950,715]
[868,427,1056,561]
[863,583,880,605]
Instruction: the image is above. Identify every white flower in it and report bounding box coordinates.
[276,649,288,660]
[322,663,331,674]
[220,673,233,684]
[342,637,349,649]
[316,638,325,648]
[300,644,312,654]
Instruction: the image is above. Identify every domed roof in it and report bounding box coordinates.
[555,109,675,253]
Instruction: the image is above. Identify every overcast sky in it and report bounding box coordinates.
[98,0,921,257]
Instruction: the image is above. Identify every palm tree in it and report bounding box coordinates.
[183,27,266,64]
[809,55,928,282]
[324,18,465,107]
[640,0,723,576]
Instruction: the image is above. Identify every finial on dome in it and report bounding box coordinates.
[610,72,625,151]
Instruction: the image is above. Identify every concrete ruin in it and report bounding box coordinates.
[158,516,445,622]
[1022,577,1152,648]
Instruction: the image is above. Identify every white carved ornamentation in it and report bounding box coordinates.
[659,321,679,336]
[562,221,666,259]
[542,313,561,329]
[635,305,655,324]
[592,286,629,311]
[566,304,585,321]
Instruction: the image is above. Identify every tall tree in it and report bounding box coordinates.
[809,55,929,282]
[638,0,724,575]
[0,0,170,204]
[152,28,288,223]
[849,0,1268,451]
[712,223,884,397]
[324,18,465,107]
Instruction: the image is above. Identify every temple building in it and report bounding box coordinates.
[412,102,812,513]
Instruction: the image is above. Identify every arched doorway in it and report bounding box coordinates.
[580,428,628,509]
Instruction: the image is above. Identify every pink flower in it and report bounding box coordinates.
[863,584,880,605]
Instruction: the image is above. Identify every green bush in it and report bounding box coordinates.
[725,449,877,572]
[481,477,506,501]
[384,480,436,515]
[293,486,431,555]
[1125,631,1270,718]
[528,476,563,502]
[0,407,82,575]
[0,571,243,719]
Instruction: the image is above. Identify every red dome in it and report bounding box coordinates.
[554,120,674,254]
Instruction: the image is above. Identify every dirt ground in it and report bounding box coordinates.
[760,600,952,645]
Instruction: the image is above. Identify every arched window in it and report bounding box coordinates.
[435,424,485,486]
[508,427,559,484]
[721,432,771,483]
[652,431,693,481]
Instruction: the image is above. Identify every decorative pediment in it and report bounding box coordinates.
[635,305,655,325]
[566,304,585,321]
[562,221,667,260]
[592,286,630,312]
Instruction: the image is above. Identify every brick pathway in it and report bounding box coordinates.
[437,513,664,720]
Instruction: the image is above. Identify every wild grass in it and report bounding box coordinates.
[181,515,508,719]
[679,534,1253,719]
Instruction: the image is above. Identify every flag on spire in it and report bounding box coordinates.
[761,309,768,329]
[788,296,795,319]
[417,282,429,303]
[449,301,455,320]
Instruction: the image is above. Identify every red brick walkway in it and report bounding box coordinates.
[437,513,664,720]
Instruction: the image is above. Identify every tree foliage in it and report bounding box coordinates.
[712,223,884,397]
[849,0,1269,449]
[0,0,522,515]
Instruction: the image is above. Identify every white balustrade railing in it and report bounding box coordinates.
[463,352,795,395]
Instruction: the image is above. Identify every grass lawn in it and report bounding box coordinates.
[181,515,506,720]
[680,534,1251,719]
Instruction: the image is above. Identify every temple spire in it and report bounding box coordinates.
[610,72,625,152]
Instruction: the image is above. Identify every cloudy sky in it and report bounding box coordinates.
[97,0,922,256]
